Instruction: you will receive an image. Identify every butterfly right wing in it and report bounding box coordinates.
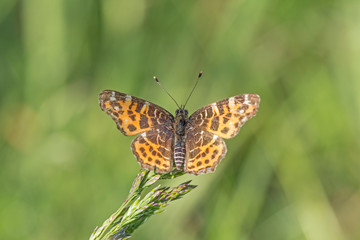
[99,90,174,136]
[184,94,260,175]
[185,129,227,175]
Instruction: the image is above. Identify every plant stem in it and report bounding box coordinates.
[89,169,196,240]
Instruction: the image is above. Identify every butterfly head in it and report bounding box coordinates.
[175,108,188,116]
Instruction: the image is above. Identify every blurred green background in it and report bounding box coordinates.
[1,0,360,239]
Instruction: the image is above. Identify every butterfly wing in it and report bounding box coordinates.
[184,94,260,175]
[188,94,260,139]
[99,90,175,173]
[132,128,173,173]
[185,130,227,175]
[99,90,174,136]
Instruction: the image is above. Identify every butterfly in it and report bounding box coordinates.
[99,76,260,175]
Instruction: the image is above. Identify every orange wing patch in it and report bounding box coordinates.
[131,129,173,173]
[99,90,173,136]
[185,130,227,175]
[189,94,260,139]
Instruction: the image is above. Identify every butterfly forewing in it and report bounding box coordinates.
[99,90,174,136]
[189,94,260,139]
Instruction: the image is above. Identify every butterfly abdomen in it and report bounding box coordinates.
[173,109,189,171]
[174,135,186,170]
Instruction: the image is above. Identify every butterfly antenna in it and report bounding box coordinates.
[183,71,203,109]
[154,76,181,109]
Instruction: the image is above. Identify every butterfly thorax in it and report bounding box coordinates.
[174,108,189,135]
[173,108,189,170]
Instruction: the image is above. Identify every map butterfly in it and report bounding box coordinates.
[99,74,260,175]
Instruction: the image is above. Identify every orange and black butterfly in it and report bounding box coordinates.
[99,73,260,175]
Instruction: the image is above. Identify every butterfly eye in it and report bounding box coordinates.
[175,109,179,115]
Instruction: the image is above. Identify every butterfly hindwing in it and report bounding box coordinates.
[189,94,260,139]
[131,129,173,173]
[185,129,227,175]
[99,90,174,136]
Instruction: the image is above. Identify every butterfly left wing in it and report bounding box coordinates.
[99,90,174,136]
[132,128,173,173]
[99,90,175,173]
[188,94,260,139]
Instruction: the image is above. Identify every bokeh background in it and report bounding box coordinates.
[1,0,360,239]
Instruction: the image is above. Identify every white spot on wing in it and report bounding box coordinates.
[125,95,132,102]
[110,97,116,101]
[212,104,219,115]
[239,109,244,114]
[213,135,218,140]
[114,106,120,110]
[141,132,146,137]
[141,102,149,113]
[244,94,251,105]
[229,97,235,108]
